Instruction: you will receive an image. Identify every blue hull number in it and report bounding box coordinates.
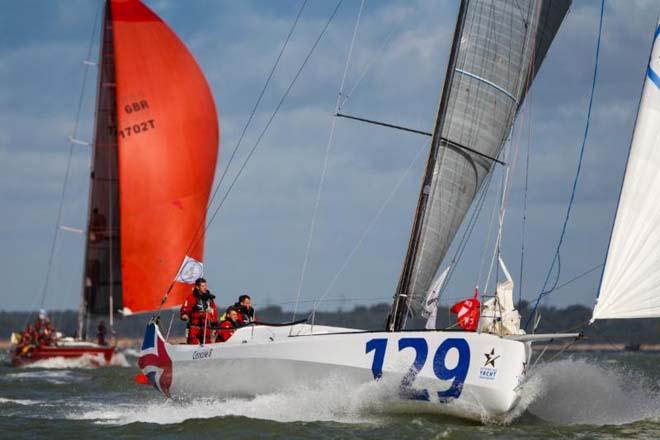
[365,337,470,402]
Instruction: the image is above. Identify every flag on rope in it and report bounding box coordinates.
[174,255,204,284]
[422,266,450,330]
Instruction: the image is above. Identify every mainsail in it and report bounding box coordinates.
[81,0,219,328]
[592,22,660,321]
[390,0,570,330]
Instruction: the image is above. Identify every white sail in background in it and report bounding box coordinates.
[422,266,450,329]
[592,23,660,321]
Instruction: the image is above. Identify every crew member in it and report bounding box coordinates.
[34,309,56,346]
[233,294,256,325]
[180,278,218,344]
[17,324,36,356]
[97,320,107,346]
[216,306,240,343]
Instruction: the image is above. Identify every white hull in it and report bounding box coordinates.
[139,322,531,420]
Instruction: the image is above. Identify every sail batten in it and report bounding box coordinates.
[592,22,660,321]
[391,0,570,329]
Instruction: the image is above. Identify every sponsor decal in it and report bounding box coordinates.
[479,348,499,380]
[192,348,213,360]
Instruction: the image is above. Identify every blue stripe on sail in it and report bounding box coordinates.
[648,65,660,89]
[647,26,660,88]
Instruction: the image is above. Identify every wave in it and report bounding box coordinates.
[0,397,43,406]
[68,374,406,426]
[16,352,131,370]
[3,370,77,385]
[523,357,660,426]
[56,356,660,428]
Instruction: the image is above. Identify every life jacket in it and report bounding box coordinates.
[216,319,237,342]
[181,289,218,327]
[450,296,481,332]
[233,302,255,325]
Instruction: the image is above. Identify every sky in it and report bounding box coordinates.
[1,0,658,314]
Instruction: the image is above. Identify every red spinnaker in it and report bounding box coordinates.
[110,0,219,313]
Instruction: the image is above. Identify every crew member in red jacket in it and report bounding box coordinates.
[233,294,256,325]
[216,306,240,343]
[180,278,218,344]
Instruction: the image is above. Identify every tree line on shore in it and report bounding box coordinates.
[1,302,659,344]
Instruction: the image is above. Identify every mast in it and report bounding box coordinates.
[388,0,468,331]
[79,0,121,339]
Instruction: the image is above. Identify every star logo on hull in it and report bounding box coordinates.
[484,348,500,367]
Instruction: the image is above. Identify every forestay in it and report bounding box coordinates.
[592,22,660,321]
[395,0,571,319]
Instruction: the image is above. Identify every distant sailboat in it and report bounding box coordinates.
[11,0,218,367]
[137,0,579,421]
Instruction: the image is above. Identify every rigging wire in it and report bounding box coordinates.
[156,0,308,311]
[525,0,606,329]
[290,0,362,323]
[483,147,513,294]
[204,0,345,235]
[483,0,540,295]
[309,139,427,325]
[194,0,308,247]
[518,122,531,308]
[32,0,103,320]
[338,25,399,111]
[516,0,539,309]
[156,0,339,314]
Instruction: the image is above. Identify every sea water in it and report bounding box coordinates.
[0,350,659,439]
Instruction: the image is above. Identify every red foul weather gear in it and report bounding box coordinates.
[233,302,256,326]
[180,288,218,344]
[35,319,56,346]
[216,319,237,343]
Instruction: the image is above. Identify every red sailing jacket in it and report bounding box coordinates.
[216,320,237,342]
[180,290,218,327]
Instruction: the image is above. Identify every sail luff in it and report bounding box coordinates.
[78,1,108,339]
[80,0,123,336]
[390,0,570,329]
[592,21,660,321]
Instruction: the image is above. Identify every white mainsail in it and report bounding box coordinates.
[592,23,660,321]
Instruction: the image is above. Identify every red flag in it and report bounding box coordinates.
[450,297,481,332]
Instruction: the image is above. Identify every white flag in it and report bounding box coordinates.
[422,266,450,330]
[175,255,204,284]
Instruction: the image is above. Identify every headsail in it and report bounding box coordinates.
[390,0,570,330]
[592,22,660,321]
[82,0,219,322]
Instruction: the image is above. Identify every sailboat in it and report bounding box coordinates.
[134,0,586,420]
[11,0,219,367]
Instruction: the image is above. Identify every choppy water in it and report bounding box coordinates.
[1,350,659,439]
